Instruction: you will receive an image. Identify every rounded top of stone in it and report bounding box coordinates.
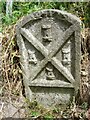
[16,9,81,28]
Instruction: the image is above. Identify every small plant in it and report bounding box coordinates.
[81,102,88,110]
[31,111,40,117]
[44,114,54,120]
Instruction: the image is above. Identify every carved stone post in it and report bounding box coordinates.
[16,9,81,107]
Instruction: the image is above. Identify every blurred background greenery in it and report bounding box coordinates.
[0,1,90,28]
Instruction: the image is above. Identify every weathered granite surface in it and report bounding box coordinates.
[16,9,81,107]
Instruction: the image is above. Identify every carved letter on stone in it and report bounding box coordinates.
[28,50,37,65]
[42,24,52,42]
[62,42,71,68]
[46,67,55,80]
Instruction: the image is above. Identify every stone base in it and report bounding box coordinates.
[30,87,74,107]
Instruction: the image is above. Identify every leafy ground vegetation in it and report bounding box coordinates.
[0,2,90,119]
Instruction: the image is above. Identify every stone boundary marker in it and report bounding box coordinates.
[16,9,81,107]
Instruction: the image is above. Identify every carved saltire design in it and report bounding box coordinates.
[16,9,81,106]
[20,23,76,86]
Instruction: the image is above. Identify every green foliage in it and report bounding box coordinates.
[44,114,54,120]
[24,98,88,118]
[1,2,90,27]
[84,2,90,27]
[31,111,40,117]
[81,102,88,110]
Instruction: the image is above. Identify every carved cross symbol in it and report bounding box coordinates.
[19,21,79,88]
[16,10,81,106]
